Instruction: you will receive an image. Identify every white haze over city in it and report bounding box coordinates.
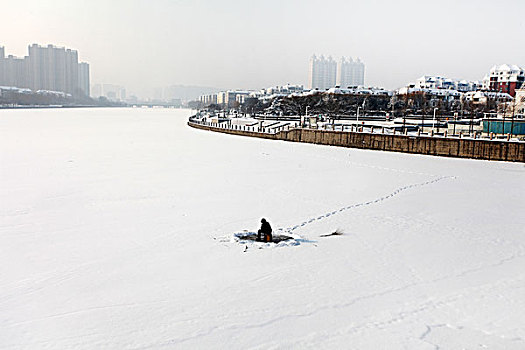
[1,0,524,96]
[1,108,525,349]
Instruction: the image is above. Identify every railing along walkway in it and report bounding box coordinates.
[188,117,522,142]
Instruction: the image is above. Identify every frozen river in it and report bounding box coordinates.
[1,107,525,349]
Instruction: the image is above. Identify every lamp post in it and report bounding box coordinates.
[303,106,309,128]
[453,112,457,136]
[502,91,508,136]
[356,106,361,132]
[511,98,516,137]
[432,107,438,133]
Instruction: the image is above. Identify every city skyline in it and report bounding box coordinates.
[0,0,524,98]
[0,43,89,97]
[2,42,523,103]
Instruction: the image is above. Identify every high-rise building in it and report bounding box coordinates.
[309,55,365,90]
[28,44,79,95]
[0,47,29,88]
[0,44,86,96]
[2,55,29,88]
[78,62,90,97]
[65,48,79,95]
[308,55,337,90]
[0,46,4,85]
[337,57,365,87]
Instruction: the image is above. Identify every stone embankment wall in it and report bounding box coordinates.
[188,122,525,163]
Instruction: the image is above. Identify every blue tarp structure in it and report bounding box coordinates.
[483,119,525,135]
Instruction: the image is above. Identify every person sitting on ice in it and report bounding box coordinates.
[257,218,273,242]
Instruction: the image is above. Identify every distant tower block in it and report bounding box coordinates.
[78,62,90,97]
[309,54,337,90]
[337,57,365,88]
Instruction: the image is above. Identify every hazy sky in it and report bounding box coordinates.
[2,0,524,97]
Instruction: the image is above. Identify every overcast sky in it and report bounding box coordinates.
[1,0,524,97]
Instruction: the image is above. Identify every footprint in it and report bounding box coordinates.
[277,176,454,236]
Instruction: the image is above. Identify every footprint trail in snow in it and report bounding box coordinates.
[277,175,456,234]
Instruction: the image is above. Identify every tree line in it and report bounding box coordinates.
[192,90,509,119]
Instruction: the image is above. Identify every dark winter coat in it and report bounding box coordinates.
[260,221,272,235]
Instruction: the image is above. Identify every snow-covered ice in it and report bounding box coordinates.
[1,107,524,349]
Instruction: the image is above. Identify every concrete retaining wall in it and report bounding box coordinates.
[188,122,525,163]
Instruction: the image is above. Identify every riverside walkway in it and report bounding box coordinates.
[188,115,525,163]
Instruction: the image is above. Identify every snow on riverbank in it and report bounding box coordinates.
[1,108,524,349]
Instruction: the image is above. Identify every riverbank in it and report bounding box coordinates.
[188,118,525,162]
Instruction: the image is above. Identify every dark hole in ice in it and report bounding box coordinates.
[238,233,294,244]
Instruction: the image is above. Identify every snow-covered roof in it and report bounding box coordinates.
[464,91,513,100]
[323,87,392,96]
[490,63,524,73]
[397,87,462,96]
[0,86,33,93]
[36,90,71,97]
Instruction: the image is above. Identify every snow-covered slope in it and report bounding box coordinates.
[1,108,524,349]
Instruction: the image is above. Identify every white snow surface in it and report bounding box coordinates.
[1,108,525,349]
